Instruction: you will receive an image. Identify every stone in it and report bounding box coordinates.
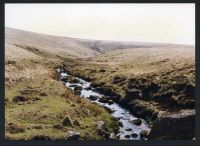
[74,120,81,126]
[62,116,74,127]
[74,86,82,91]
[140,130,148,138]
[39,93,48,96]
[88,95,98,101]
[148,110,195,139]
[125,135,130,138]
[13,96,27,103]
[67,131,80,140]
[53,124,63,129]
[97,129,110,139]
[125,88,140,99]
[131,118,142,126]
[118,121,123,127]
[125,128,132,131]
[96,120,105,129]
[108,100,114,105]
[131,133,138,138]
[98,96,109,103]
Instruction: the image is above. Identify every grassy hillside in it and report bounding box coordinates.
[64,42,195,139]
[5,27,195,140]
[5,27,118,140]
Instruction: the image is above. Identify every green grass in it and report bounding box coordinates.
[5,69,118,140]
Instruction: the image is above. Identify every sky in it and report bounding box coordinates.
[5,4,195,45]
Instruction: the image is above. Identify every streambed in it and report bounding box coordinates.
[57,68,150,140]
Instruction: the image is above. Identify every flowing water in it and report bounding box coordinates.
[57,68,150,140]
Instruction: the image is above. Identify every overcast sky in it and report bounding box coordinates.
[5,4,195,45]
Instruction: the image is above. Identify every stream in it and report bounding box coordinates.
[57,68,150,140]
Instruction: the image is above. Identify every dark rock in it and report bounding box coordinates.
[6,123,25,134]
[148,110,195,139]
[142,83,160,99]
[7,60,16,64]
[88,95,98,101]
[104,106,114,113]
[175,94,195,108]
[125,128,132,131]
[131,118,142,126]
[118,121,123,127]
[62,116,74,127]
[53,124,63,129]
[108,100,114,105]
[69,84,78,88]
[85,87,92,90]
[97,129,110,139]
[125,88,140,99]
[182,83,195,97]
[131,133,138,138]
[13,96,27,103]
[140,130,148,138]
[98,96,109,103]
[69,77,80,84]
[74,120,81,126]
[125,135,131,138]
[95,87,115,96]
[74,86,82,91]
[39,93,48,96]
[99,69,106,72]
[61,76,70,82]
[67,131,80,140]
[74,90,81,95]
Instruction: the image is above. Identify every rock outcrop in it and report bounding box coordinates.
[148,109,195,139]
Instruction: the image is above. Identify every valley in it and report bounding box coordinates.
[5,27,195,140]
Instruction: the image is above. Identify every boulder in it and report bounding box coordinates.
[62,116,74,127]
[140,130,149,139]
[148,110,195,139]
[125,135,130,138]
[67,131,80,140]
[74,86,82,91]
[125,128,132,131]
[131,133,138,138]
[12,96,27,103]
[98,96,109,103]
[39,93,48,96]
[69,77,80,84]
[130,118,142,126]
[85,87,92,90]
[118,121,123,127]
[88,95,98,101]
[74,90,81,96]
[108,100,114,105]
[97,129,110,139]
[53,124,63,129]
[125,88,140,99]
[74,120,81,126]
[96,120,105,129]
